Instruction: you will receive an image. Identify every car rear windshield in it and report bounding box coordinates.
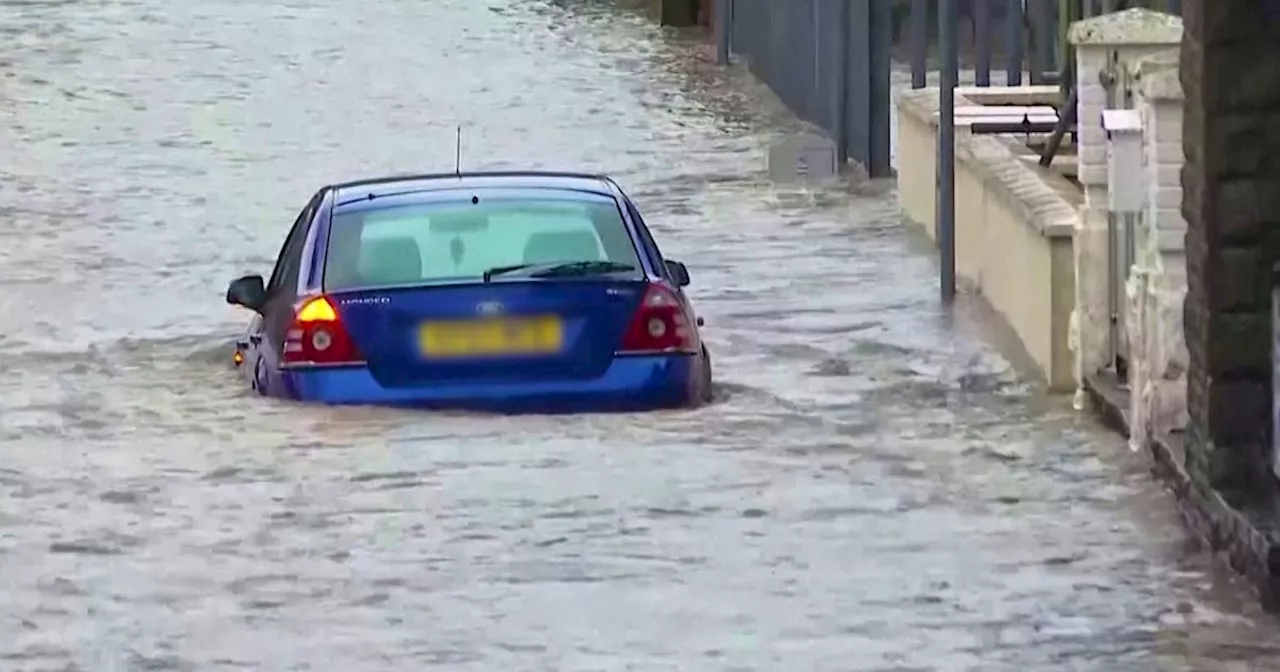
[323,194,643,290]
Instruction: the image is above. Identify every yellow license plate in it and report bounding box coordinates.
[419,316,564,357]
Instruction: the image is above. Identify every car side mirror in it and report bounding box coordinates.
[226,274,267,312]
[665,260,691,287]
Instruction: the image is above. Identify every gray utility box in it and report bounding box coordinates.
[768,132,839,183]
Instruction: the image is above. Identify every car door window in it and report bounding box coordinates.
[624,200,666,274]
[267,197,319,295]
[274,228,308,298]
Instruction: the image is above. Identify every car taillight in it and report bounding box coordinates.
[619,284,696,353]
[282,296,364,366]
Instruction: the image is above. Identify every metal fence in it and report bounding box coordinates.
[724,0,893,178]
[715,0,1182,179]
[714,0,1182,313]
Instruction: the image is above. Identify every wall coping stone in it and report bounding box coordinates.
[897,86,1080,239]
[1067,7,1183,47]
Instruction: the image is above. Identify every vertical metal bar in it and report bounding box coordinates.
[1005,0,1024,85]
[1121,211,1136,377]
[714,0,730,64]
[843,0,890,177]
[813,0,823,130]
[1108,212,1118,368]
[868,0,892,177]
[974,0,991,86]
[1058,0,1073,99]
[1126,213,1136,280]
[1029,0,1053,84]
[844,0,865,168]
[938,0,958,302]
[1047,0,1060,74]
[910,0,928,88]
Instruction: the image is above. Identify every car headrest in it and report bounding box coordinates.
[359,236,422,286]
[522,231,603,265]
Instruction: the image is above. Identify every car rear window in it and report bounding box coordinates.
[323,194,643,290]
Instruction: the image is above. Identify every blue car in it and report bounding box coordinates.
[225,170,713,413]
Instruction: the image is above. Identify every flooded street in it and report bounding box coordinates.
[3,0,1280,669]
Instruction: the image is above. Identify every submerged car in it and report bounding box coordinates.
[225,170,713,412]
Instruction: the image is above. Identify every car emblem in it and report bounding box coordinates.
[476,301,504,316]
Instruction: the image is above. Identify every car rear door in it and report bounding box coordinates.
[258,192,323,370]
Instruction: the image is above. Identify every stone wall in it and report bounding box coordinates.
[1127,49,1189,451]
[1181,1,1280,495]
[1135,52,1186,257]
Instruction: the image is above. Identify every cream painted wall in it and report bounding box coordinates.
[896,87,1079,391]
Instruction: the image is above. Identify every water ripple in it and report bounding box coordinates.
[1,0,1277,670]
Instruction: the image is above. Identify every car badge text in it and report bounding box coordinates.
[340,296,390,305]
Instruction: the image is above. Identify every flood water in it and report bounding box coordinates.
[3,0,1280,670]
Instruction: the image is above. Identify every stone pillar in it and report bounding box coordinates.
[1128,49,1188,445]
[1066,8,1183,404]
[1181,1,1280,493]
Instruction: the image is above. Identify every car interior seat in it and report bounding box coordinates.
[522,231,603,265]
[359,236,423,286]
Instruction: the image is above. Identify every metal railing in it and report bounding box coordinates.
[713,0,1181,307]
[718,0,894,179]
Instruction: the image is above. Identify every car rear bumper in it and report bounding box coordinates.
[281,354,701,413]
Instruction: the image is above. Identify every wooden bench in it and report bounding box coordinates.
[936,105,1063,133]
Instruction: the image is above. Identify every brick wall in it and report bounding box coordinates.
[1077,44,1179,196]
[1076,47,1109,189]
[1143,95,1185,253]
[1181,0,1280,494]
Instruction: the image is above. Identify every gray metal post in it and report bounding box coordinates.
[974,0,991,86]
[910,0,928,88]
[1005,0,1024,85]
[715,0,730,64]
[1029,0,1054,84]
[868,0,892,177]
[840,0,856,167]
[938,0,958,301]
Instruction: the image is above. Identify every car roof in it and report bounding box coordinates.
[330,170,621,205]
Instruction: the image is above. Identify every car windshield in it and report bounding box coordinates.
[323,193,643,290]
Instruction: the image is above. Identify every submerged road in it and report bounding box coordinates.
[2,0,1279,669]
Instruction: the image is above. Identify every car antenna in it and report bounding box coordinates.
[454,125,462,178]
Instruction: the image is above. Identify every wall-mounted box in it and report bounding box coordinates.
[1101,108,1144,213]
